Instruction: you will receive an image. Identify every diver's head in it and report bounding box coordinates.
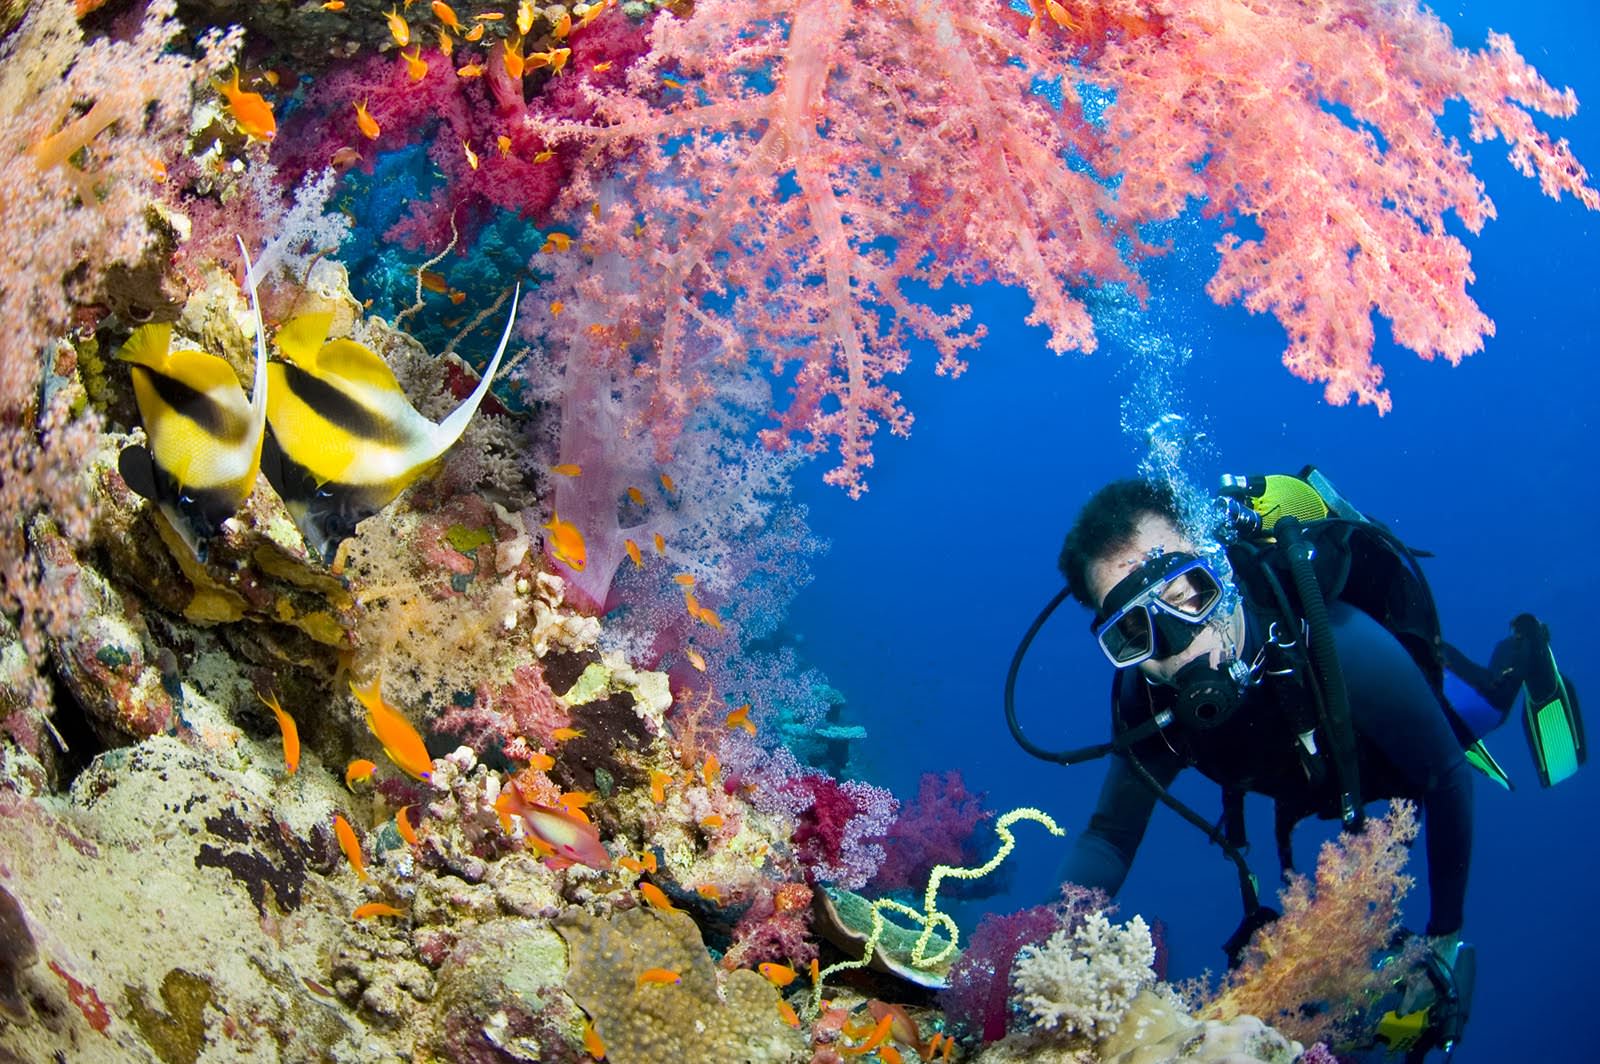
[1061,481,1243,686]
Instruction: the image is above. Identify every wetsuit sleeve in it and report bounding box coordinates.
[1333,603,1474,936]
[1059,745,1181,896]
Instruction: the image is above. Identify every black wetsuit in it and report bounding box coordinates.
[1061,600,1473,936]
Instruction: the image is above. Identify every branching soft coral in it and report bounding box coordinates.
[530,0,1130,496]
[0,0,236,704]
[1202,799,1419,1047]
[1081,0,1600,412]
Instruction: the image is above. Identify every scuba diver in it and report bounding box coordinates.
[1005,469,1584,1061]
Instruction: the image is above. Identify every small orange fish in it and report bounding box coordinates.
[517,0,535,34]
[659,472,676,494]
[662,76,682,88]
[696,883,722,903]
[352,902,405,919]
[845,1014,893,1056]
[419,268,449,293]
[330,145,363,170]
[456,61,484,77]
[777,1000,801,1027]
[759,962,797,987]
[624,539,643,568]
[539,47,571,74]
[626,486,646,507]
[395,805,420,846]
[437,27,454,54]
[673,573,695,587]
[879,1045,903,1064]
[355,99,381,140]
[543,510,587,572]
[384,6,410,46]
[701,754,720,788]
[431,0,462,32]
[699,814,724,829]
[575,0,610,29]
[349,675,433,780]
[448,289,467,305]
[322,1,345,9]
[653,532,666,555]
[558,790,596,811]
[551,463,582,477]
[464,21,485,40]
[923,1033,943,1061]
[592,60,613,73]
[216,68,276,141]
[259,691,299,774]
[401,45,429,80]
[541,232,572,253]
[810,958,821,983]
[649,768,671,804]
[696,606,723,631]
[637,967,681,986]
[498,134,513,157]
[685,648,706,672]
[582,1019,606,1060]
[725,703,755,735]
[528,750,556,771]
[475,9,503,18]
[618,855,648,874]
[462,138,479,170]
[552,726,585,741]
[345,758,378,790]
[639,882,677,912]
[502,37,525,79]
[532,148,555,163]
[333,814,368,880]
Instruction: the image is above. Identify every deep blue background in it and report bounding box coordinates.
[785,3,1598,1059]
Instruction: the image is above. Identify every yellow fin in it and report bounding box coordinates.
[274,311,335,369]
[118,322,175,370]
[312,339,409,397]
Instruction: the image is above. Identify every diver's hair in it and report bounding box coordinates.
[1059,479,1183,610]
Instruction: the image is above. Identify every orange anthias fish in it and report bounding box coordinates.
[401,45,429,81]
[624,539,643,568]
[259,691,299,774]
[725,703,755,735]
[701,753,720,789]
[345,758,377,790]
[333,814,367,880]
[352,902,405,919]
[355,99,381,140]
[349,675,434,780]
[395,805,420,846]
[216,68,276,141]
[384,6,411,46]
[551,463,582,477]
[495,780,611,870]
[758,962,796,987]
[638,882,677,912]
[777,1000,801,1027]
[842,1013,893,1056]
[637,968,680,986]
[626,486,646,507]
[867,1001,924,1059]
[649,769,671,804]
[517,0,536,34]
[582,1019,606,1060]
[431,0,462,32]
[543,510,586,572]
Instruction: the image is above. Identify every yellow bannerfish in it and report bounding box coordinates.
[260,286,522,561]
[118,238,269,561]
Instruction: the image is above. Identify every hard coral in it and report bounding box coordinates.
[557,906,805,1063]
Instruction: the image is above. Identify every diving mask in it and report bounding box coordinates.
[1092,551,1225,668]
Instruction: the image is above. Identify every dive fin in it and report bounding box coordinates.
[1461,740,1513,791]
[1523,647,1585,788]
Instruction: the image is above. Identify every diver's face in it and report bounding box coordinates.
[1087,514,1242,685]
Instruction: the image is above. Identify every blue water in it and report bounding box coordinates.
[785,2,1599,1059]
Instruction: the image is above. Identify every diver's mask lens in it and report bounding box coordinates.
[1093,552,1225,668]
